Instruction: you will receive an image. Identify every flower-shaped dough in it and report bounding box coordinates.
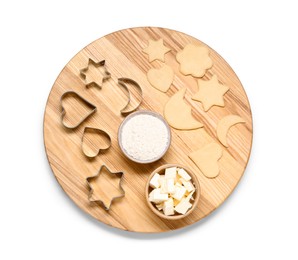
[176,44,213,78]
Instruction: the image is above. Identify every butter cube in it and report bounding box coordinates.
[175,198,192,214]
[163,206,174,216]
[177,168,191,181]
[149,189,155,199]
[156,203,163,211]
[175,182,183,188]
[172,185,186,201]
[180,178,195,192]
[149,188,168,204]
[159,175,165,185]
[163,198,175,216]
[185,190,195,201]
[159,176,167,194]
[166,178,175,194]
[149,173,161,189]
[165,167,177,179]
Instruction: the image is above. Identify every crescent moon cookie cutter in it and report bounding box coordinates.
[60,91,97,129]
[118,77,143,116]
[86,165,125,211]
[81,127,112,159]
[80,58,111,88]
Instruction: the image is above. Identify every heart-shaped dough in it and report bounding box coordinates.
[82,127,111,158]
[188,143,223,178]
[147,65,174,93]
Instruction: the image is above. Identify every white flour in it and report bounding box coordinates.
[120,114,170,161]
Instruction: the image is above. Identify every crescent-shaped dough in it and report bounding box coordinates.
[217,115,245,147]
[164,88,203,130]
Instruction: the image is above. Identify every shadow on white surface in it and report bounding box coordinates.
[43,139,254,240]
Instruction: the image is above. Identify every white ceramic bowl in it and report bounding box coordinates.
[118,110,171,164]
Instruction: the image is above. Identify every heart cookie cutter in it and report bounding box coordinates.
[60,91,97,129]
[80,58,111,88]
[118,77,143,116]
[86,165,125,211]
[81,127,112,159]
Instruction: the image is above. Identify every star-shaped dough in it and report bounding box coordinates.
[192,75,229,111]
[80,58,111,88]
[86,165,125,210]
[176,43,213,78]
[143,39,171,62]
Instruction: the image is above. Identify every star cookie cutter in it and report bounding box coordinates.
[60,91,97,129]
[86,165,125,211]
[118,77,143,116]
[81,127,112,159]
[80,58,111,88]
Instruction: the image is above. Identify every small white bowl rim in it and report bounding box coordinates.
[118,110,172,164]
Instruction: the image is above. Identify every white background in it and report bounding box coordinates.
[1,1,297,259]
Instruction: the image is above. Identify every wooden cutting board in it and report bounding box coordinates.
[43,27,253,233]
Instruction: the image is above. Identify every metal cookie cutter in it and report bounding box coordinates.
[60,91,97,129]
[118,77,143,116]
[80,58,111,88]
[81,127,112,159]
[86,165,125,211]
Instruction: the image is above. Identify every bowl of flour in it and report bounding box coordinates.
[118,111,171,163]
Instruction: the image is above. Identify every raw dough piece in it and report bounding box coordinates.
[176,43,213,77]
[192,75,229,111]
[164,88,203,130]
[143,39,171,62]
[189,143,223,178]
[217,115,245,147]
[147,65,174,92]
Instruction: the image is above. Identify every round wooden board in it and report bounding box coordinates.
[44,27,253,233]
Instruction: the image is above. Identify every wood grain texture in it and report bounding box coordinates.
[43,27,253,233]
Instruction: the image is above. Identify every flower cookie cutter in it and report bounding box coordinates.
[81,127,112,159]
[60,91,97,129]
[118,77,143,116]
[86,165,125,211]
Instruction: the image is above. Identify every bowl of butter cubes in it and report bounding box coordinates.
[145,164,200,220]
